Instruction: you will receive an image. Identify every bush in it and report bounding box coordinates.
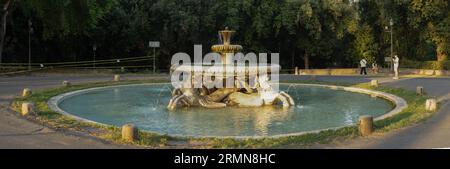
[401,59,450,70]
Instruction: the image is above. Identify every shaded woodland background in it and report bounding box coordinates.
[0,0,448,71]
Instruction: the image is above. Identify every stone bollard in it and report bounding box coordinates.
[370,80,378,87]
[122,123,138,142]
[425,99,437,111]
[21,102,34,116]
[416,86,424,96]
[22,88,32,97]
[359,115,374,136]
[62,81,71,87]
[114,74,121,82]
[295,67,299,75]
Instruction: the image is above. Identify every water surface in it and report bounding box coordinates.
[59,84,393,137]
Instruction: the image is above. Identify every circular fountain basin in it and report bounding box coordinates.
[48,83,406,138]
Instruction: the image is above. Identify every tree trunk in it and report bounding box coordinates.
[291,50,295,68]
[304,50,309,69]
[437,53,447,61]
[436,43,448,61]
[0,0,13,68]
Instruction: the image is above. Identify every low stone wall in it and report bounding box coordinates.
[401,68,450,76]
[298,68,374,75]
[330,68,359,75]
[294,68,450,76]
[48,82,407,139]
[435,70,450,76]
[298,69,333,75]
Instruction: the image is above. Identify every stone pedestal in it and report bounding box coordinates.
[416,86,424,96]
[21,102,34,116]
[114,74,121,82]
[122,124,138,142]
[22,88,32,97]
[370,80,378,87]
[425,99,437,111]
[359,115,373,136]
[62,81,71,87]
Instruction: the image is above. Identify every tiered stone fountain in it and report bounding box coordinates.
[167,27,294,110]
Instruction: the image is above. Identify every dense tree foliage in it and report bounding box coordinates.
[0,0,448,70]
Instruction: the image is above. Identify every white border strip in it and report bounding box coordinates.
[48,83,408,139]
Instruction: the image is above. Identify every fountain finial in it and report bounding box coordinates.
[211,27,242,57]
[219,27,235,45]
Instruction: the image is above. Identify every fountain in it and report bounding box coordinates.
[167,27,295,110]
[48,30,400,138]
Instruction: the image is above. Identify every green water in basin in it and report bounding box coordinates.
[58,84,393,137]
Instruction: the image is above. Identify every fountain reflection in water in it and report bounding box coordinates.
[169,104,292,136]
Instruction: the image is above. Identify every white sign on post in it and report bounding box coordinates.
[384,57,392,62]
[149,41,160,73]
[149,41,160,48]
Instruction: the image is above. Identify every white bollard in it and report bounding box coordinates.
[22,88,32,97]
[21,102,34,116]
[370,80,378,87]
[416,86,424,96]
[295,67,299,75]
[62,81,71,87]
[114,74,121,82]
[425,99,437,111]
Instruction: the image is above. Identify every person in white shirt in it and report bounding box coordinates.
[393,55,399,79]
[360,59,367,75]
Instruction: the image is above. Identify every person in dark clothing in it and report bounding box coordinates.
[360,59,367,75]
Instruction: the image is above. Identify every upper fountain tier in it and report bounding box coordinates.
[172,27,280,76]
[211,27,243,54]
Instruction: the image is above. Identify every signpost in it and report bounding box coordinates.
[28,19,33,71]
[384,57,392,71]
[149,41,160,73]
[385,18,394,72]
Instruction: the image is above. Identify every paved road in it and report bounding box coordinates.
[313,76,450,149]
[317,101,450,149]
[0,73,167,149]
[382,78,450,98]
[0,73,449,148]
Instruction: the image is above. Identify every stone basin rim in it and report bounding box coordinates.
[47,82,407,139]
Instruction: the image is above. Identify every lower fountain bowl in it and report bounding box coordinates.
[48,83,405,138]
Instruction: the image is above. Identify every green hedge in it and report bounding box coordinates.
[401,60,450,70]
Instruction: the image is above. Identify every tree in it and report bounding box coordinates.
[0,0,115,65]
[27,0,116,39]
[0,0,14,67]
[409,0,449,61]
[1,0,448,69]
[281,0,356,69]
[353,24,378,64]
